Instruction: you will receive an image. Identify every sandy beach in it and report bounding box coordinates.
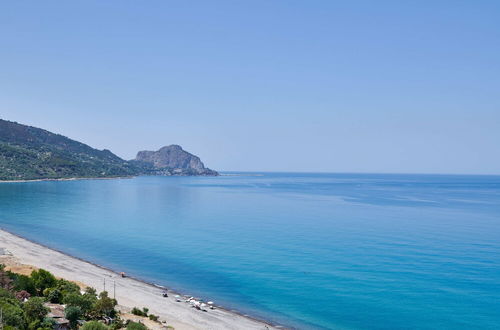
[0,229,280,330]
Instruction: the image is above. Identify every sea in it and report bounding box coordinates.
[0,173,499,329]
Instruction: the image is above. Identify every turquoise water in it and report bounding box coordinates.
[0,173,499,329]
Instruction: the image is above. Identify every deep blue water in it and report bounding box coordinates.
[0,173,499,329]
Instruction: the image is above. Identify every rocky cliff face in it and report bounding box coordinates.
[134,145,218,176]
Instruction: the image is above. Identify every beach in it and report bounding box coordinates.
[1,173,498,329]
[0,229,279,330]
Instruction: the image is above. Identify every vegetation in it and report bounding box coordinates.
[23,296,49,323]
[0,265,161,329]
[130,307,148,317]
[81,321,109,330]
[0,119,138,180]
[125,322,147,330]
[65,305,82,328]
[0,119,218,180]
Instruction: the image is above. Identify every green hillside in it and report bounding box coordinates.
[0,119,137,180]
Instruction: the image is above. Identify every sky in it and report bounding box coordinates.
[1,1,499,174]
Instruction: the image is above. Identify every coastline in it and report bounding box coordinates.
[0,176,135,183]
[0,228,282,330]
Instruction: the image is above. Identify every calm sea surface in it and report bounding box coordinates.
[0,173,499,329]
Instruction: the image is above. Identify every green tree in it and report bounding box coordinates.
[31,269,57,294]
[56,279,81,297]
[92,291,117,318]
[40,317,56,329]
[85,287,97,297]
[81,320,109,330]
[46,288,62,303]
[0,300,26,328]
[0,287,15,299]
[65,305,82,329]
[126,321,147,330]
[63,292,97,316]
[9,273,36,295]
[23,296,49,323]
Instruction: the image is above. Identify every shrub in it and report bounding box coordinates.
[131,307,146,316]
[40,317,56,329]
[81,321,109,330]
[126,321,147,330]
[148,314,159,321]
[109,317,126,330]
[27,319,52,330]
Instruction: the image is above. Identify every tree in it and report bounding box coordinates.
[65,306,82,329]
[10,273,36,295]
[46,288,62,303]
[126,321,147,330]
[0,287,15,299]
[40,317,56,329]
[0,300,26,328]
[31,269,56,294]
[63,292,97,316]
[81,321,109,330]
[23,296,49,323]
[56,279,81,297]
[85,287,97,297]
[92,291,117,318]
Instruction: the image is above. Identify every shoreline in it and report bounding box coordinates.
[0,227,284,330]
[0,176,135,183]
[0,173,222,183]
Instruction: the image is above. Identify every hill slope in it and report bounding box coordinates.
[0,119,136,180]
[0,119,218,180]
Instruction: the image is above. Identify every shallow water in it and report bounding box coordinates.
[0,173,499,329]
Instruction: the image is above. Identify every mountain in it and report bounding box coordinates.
[0,119,218,180]
[0,119,137,180]
[133,145,219,176]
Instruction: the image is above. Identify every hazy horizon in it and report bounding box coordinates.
[1,1,499,174]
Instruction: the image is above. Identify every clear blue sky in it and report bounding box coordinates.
[1,1,499,173]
